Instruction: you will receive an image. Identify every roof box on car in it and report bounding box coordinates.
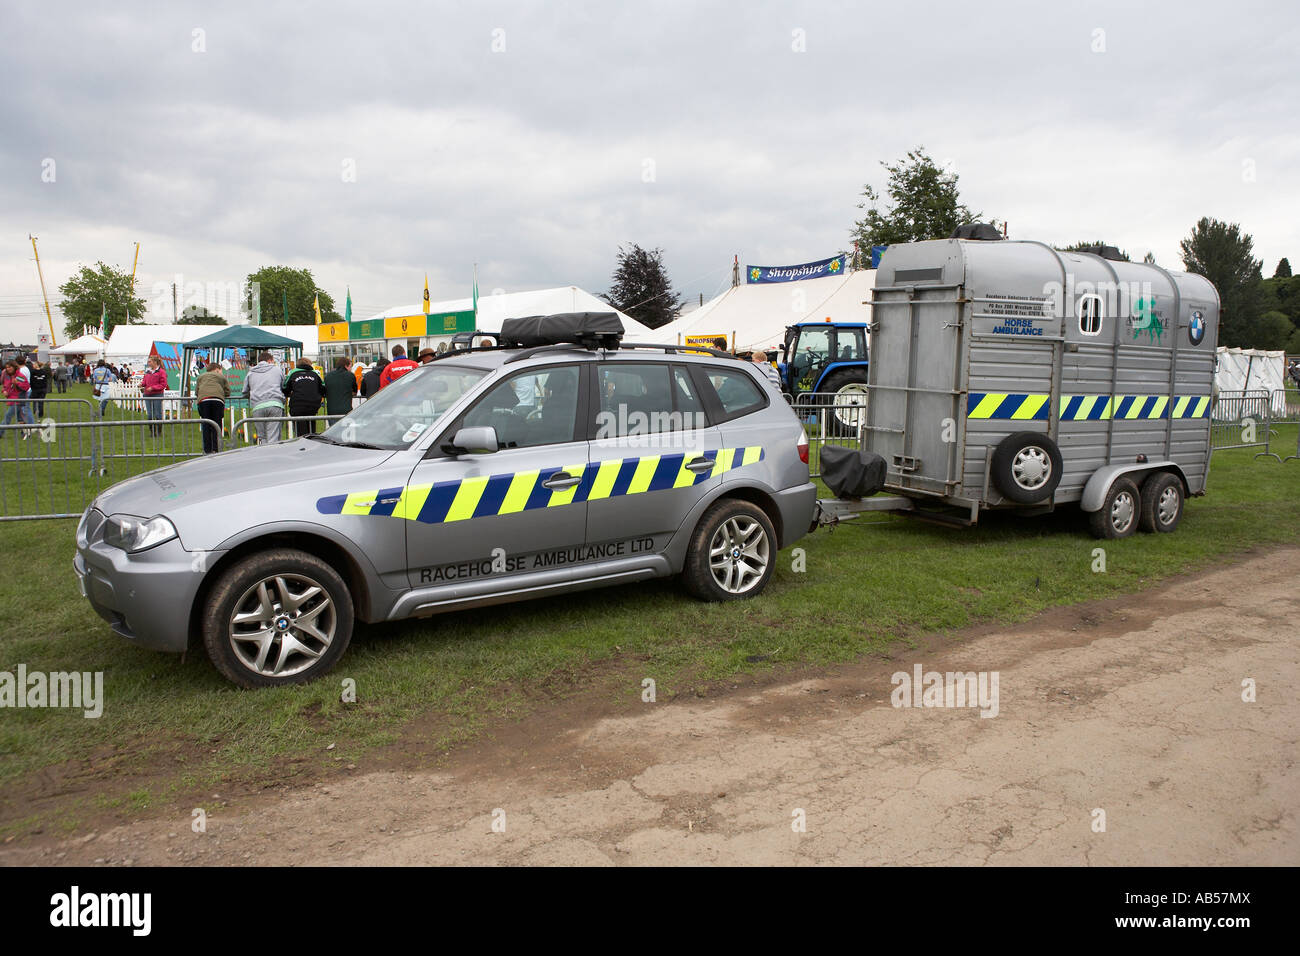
[499,312,625,349]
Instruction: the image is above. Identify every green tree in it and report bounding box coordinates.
[177,306,227,326]
[1255,311,1296,350]
[57,261,148,340]
[1274,257,1291,278]
[1143,251,1156,264]
[851,148,985,250]
[243,266,341,325]
[1180,218,1262,348]
[601,244,683,330]
[1060,241,1131,261]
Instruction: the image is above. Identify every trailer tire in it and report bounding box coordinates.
[1088,476,1141,539]
[991,432,1063,504]
[1138,471,1184,534]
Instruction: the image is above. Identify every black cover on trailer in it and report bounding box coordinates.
[499,312,624,348]
[820,445,887,499]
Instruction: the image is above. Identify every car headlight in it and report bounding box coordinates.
[76,508,91,548]
[103,514,178,553]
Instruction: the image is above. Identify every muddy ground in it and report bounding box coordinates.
[3,548,1296,866]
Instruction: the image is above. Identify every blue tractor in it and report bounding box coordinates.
[777,321,870,434]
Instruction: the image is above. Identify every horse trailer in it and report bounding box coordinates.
[819,228,1220,539]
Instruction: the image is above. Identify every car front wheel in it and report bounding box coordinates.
[202,548,354,688]
[683,499,776,601]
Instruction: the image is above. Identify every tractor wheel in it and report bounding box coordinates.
[820,369,870,437]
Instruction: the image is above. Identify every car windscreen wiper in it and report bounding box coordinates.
[304,433,340,444]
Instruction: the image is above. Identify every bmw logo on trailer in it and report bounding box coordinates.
[1189,310,1206,345]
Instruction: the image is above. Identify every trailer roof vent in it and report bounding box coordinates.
[950,222,1004,241]
[1074,244,1127,261]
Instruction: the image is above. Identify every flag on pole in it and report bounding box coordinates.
[282,289,289,326]
[423,275,430,314]
[345,287,352,324]
[472,264,479,320]
[313,293,323,325]
[98,303,106,338]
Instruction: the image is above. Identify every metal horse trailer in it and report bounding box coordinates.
[824,230,1220,539]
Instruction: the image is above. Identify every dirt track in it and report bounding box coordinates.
[5,549,1298,866]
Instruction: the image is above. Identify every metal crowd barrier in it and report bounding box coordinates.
[782,391,869,479]
[226,414,345,448]
[0,418,220,521]
[1209,389,1280,460]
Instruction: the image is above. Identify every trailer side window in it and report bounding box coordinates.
[1078,294,1104,336]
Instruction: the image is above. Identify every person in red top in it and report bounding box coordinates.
[378,344,418,389]
[141,355,168,437]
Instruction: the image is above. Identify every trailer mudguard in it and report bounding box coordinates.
[1080,462,1188,512]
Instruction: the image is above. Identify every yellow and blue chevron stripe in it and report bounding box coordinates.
[316,446,765,524]
[967,393,1211,421]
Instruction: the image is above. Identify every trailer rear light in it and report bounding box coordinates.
[797,430,809,464]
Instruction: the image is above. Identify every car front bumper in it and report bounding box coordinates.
[74,521,215,654]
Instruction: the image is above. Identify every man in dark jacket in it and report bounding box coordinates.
[323,357,358,420]
[360,356,388,399]
[282,358,326,437]
[28,361,51,417]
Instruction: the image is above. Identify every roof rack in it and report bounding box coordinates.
[502,341,736,365]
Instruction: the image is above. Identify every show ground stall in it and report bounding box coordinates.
[318,286,657,366]
[1213,347,1288,416]
[649,270,877,354]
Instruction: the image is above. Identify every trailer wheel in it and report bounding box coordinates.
[991,432,1063,504]
[1088,476,1141,539]
[1138,471,1184,533]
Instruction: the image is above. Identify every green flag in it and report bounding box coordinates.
[345,287,352,324]
[472,265,479,319]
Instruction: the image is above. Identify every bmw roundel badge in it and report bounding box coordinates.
[1189,310,1205,346]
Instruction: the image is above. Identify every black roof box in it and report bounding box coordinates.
[951,222,1004,241]
[499,312,624,349]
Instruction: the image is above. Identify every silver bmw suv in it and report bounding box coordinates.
[73,314,817,687]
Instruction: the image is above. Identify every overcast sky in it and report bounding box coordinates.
[1,0,1296,342]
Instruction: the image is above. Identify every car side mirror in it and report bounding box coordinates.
[444,426,498,456]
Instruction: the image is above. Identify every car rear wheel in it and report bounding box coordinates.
[683,499,776,601]
[1088,476,1141,540]
[202,548,354,688]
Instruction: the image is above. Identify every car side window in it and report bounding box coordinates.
[459,365,581,448]
[702,365,766,419]
[598,363,702,436]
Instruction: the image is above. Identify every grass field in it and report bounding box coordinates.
[0,406,1296,833]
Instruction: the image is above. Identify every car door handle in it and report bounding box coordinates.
[542,472,581,490]
[686,456,716,473]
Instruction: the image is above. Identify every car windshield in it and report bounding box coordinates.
[319,363,488,449]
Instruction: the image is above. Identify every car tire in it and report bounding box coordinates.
[683,498,777,602]
[1138,471,1184,533]
[820,369,870,437]
[991,431,1063,504]
[202,548,354,688]
[1088,476,1141,540]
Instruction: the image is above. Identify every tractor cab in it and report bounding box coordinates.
[779,321,871,434]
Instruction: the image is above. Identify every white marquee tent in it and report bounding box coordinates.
[48,332,106,356]
[649,270,877,354]
[1214,347,1288,415]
